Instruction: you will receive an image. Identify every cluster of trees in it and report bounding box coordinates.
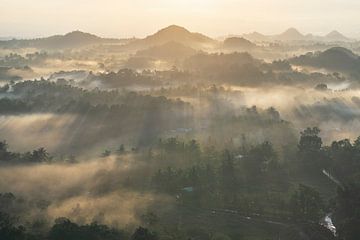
[298,127,360,181]
[48,218,126,240]
[148,128,359,239]
[85,69,159,88]
[0,212,160,240]
[0,80,191,117]
[0,80,192,152]
[83,67,192,89]
[289,47,360,77]
[294,97,360,123]
[0,98,30,113]
[0,66,27,81]
[0,52,49,68]
[151,140,290,215]
[1,79,188,108]
[1,127,359,239]
[334,182,360,240]
[0,141,51,163]
[182,52,343,86]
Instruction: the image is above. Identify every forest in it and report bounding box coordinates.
[1,19,360,240]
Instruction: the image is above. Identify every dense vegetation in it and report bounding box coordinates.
[1,127,359,239]
[1,25,360,240]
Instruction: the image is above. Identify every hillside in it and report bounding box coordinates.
[0,31,129,49]
[325,31,350,42]
[242,32,269,42]
[223,37,257,50]
[275,28,305,41]
[125,25,217,50]
[242,28,352,42]
[290,47,360,74]
[135,41,197,60]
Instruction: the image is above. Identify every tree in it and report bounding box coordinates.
[334,181,360,240]
[31,148,50,163]
[48,218,80,240]
[101,150,111,158]
[116,144,125,155]
[329,139,355,178]
[243,141,277,176]
[140,212,159,227]
[219,150,237,203]
[48,218,125,240]
[289,184,324,222]
[299,127,322,153]
[0,212,27,240]
[130,227,158,240]
[0,140,12,161]
[185,139,201,160]
[298,127,323,169]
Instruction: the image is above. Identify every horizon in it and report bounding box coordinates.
[0,25,356,40]
[1,1,360,239]
[1,0,360,39]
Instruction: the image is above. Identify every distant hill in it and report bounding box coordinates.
[241,28,353,42]
[242,32,269,42]
[125,25,217,50]
[276,28,306,41]
[0,31,131,49]
[135,41,197,60]
[223,37,256,50]
[290,47,360,74]
[241,28,307,42]
[325,31,350,42]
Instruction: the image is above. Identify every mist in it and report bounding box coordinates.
[1,5,360,240]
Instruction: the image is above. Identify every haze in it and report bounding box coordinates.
[1,0,360,38]
[2,1,360,239]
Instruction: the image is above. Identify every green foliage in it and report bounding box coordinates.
[48,218,125,240]
[289,184,324,222]
[0,141,51,163]
[298,127,324,170]
[130,227,158,240]
[117,144,126,155]
[334,181,360,240]
[243,141,277,176]
[0,212,28,240]
[101,150,112,157]
[298,127,322,154]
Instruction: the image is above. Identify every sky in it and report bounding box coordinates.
[1,0,360,39]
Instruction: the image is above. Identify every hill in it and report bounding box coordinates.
[241,28,352,42]
[275,28,305,41]
[325,31,350,42]
[125,25,217,50]
[135,41,197,60]
[290,47,360,74]
[223,37,256,50]
[242,32,269,42]
[0,31,129,49]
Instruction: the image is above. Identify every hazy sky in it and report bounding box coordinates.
[1,0,360,38]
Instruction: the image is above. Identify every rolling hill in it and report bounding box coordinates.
[0,31,130,49]
[135,41,197,60]
[223,37,257,50]
[241,28,352,42]
[290,47,360,74]
[125,25,217,50]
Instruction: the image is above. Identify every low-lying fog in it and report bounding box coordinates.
[0,85,359,156]
[0,156,171,227]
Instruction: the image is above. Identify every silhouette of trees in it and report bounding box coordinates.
[290,184,324,222]
[334,181,360,240]
[48,218,125,240]
[0,212,28,240]
[130,227,158,240]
